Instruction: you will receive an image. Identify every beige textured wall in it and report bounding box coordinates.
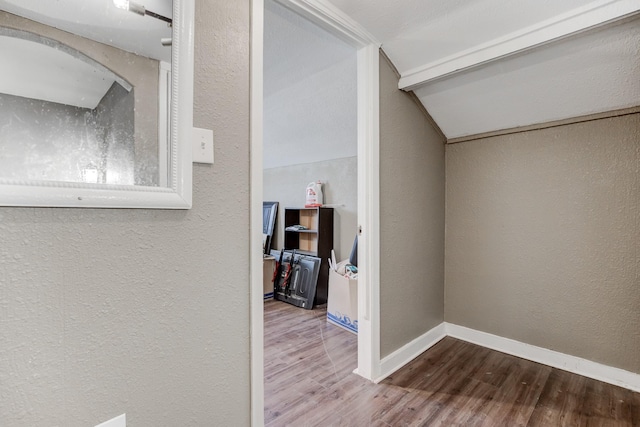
[0,1,251,426]
[445,113,640,373]
[379,54,446,358]
[263,156,358,260]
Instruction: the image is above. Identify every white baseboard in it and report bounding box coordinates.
[373,322,640,392]
[376,323,447,383]
[445,323,640,393]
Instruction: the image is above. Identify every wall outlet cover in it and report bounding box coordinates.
[95,414,126,427]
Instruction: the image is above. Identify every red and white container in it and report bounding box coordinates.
[305,181,323,208]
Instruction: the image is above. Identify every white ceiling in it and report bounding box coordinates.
[329,0,591,73]
[265,0,355,99]
[326,0,640,138]
[0,0,172,62]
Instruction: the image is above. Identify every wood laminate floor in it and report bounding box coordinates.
[264,300,640,426]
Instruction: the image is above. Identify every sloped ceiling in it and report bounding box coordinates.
[327,0,640,139]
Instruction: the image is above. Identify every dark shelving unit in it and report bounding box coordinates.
[283,207,333,305]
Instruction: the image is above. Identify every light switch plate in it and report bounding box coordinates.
[95,414,126,427]
[192,127,214,164]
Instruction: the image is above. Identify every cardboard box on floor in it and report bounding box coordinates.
[327,267,358,334]
[263,256,275,300]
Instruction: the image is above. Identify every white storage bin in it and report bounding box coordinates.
[263,256,275,300]
[327,268,358,334]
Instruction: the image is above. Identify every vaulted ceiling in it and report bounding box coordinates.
[328,0,640,139]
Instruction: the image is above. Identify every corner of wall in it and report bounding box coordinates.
[378,50,446,358]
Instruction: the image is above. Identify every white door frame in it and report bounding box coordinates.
[250,1,381,424]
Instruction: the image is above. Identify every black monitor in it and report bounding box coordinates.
[349,235,358,267]
[263,202,278,254]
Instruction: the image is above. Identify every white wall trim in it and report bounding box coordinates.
[446,323,640,393]
[398,0,640,90]
[376,323,447,383]
[274,0,380,47]
[250,0,265,426]
[158,61,171,188]
[356,43,381,382]
[374,322,640,393]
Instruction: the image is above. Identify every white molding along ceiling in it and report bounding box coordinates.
[398,0,640,90]
[415,17,640,139]
[275,0,379,46]
[326,0,640,138]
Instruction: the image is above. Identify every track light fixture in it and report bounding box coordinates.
[113,0,172,26]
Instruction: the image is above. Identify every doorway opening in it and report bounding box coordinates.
[262,0,358,422]
[250,0,381,424]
